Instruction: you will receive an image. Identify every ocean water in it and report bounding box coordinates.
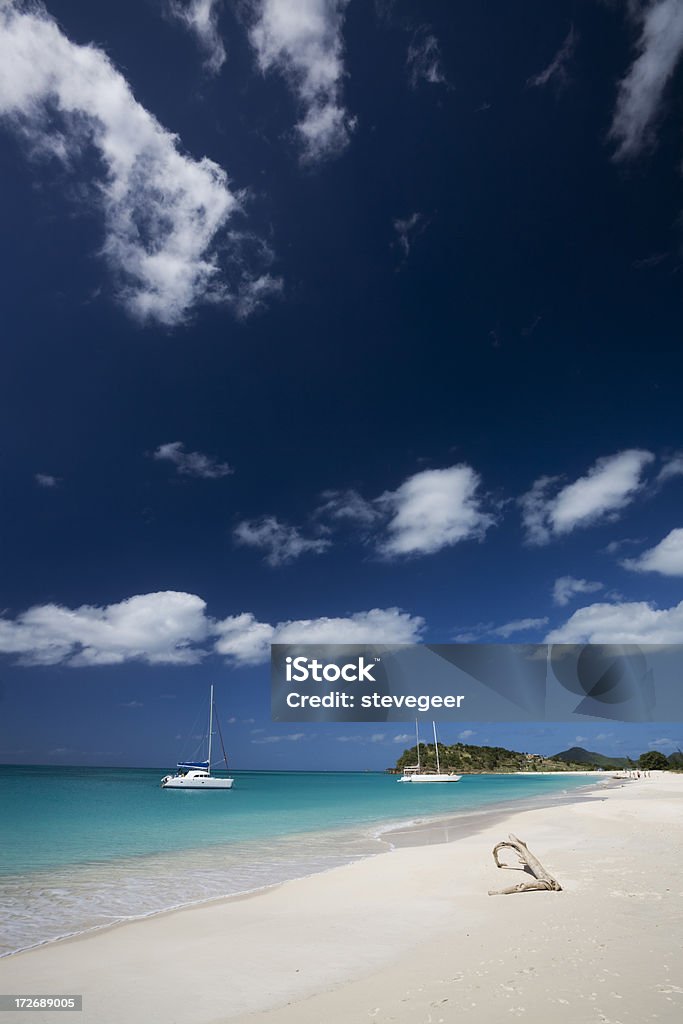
[0,766,597,955]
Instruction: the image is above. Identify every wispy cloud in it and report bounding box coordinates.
[611,0,683,159]
[393,212,426,259]
[0,4,278,325]
[519,450,654,545]
[623,527,683,576]
[406,26,447,88]
[169,0,226,74]
[233,516,330,566]
[247,0,354,162]
[552,576,604,607]
[153,441,233,479]
[119,700,144,708]
[491,617,548,639]
[315,489,379,527]
[458,729,475,740]
[656,452,683,483]
[545,597,683,644]
[527,25,577,89]
[35,473,59,488]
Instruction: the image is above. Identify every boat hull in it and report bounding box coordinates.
[398,773,461,783]
[161,774,234,789]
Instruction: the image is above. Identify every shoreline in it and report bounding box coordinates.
[0,772,605,960]
[3,774,679,1022]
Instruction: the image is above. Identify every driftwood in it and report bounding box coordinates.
[488,833,562,896]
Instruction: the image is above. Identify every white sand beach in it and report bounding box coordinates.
[1,773,681,1024]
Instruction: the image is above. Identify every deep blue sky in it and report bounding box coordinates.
[1,0,682,768]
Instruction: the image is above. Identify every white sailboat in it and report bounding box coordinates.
[161,685,234,790]
[398,720,461,783]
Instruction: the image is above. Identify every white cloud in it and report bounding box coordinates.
[153,441,233,478]
[247,0,353,162]
[0,4,278,325]
[315,489,379,526]
[552,575,604,607]
[214,606,424,665]
[611,0,683,159]
[35,473,59,488]
[657,453,683,483]
[370,733,386,743]
[407,26,446,88]
[120,700,144,708]
[492,617,548,639]
[648,737,679,749]
[623,527,683,576]
[0,591,210,666]
[234,516,330,566]
[574,736,587,743]
[379,465,494,557]
[169,0,226,74]
[545,598,683,644]
[527,25,577,89]
[393,733,412,743]
[458,729,475,740]
[520,450,654,545]
[0,593,424,669]
[393,212,425,259]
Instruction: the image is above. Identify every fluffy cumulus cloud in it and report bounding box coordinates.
[213,607,424,665]
[406,26,446,88]
[611,0,683,159]
[545,598,683,644]
[379,465,494,557]
[520,450,654,545]
[527,25,577,89]
[623,527,683,576]
[247,0,353,162]
[169,0,226,74]
[0,594,424,668]
[233,516,330,566]
[0,3,278,325]
[552,575,604,607]
[0,592,210,667]
[153,441,233,478]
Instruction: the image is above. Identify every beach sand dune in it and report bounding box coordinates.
[1,774,681,1023]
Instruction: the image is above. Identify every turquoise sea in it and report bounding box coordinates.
[0,766,598,955]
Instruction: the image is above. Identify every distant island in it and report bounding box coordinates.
[390,742,681,774]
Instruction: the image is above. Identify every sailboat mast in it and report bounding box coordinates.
[433,720,440,774]
[415,718,421,771]
[208,684,214,769]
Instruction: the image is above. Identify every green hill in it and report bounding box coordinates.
[392,741,590,774]
[551,746,630,770]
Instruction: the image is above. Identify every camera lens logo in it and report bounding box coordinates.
[550,644,655,721]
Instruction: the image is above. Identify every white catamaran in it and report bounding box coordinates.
[161,685,234,789]
[398,720,462,783]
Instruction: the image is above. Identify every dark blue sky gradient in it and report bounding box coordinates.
[1,0,682,767]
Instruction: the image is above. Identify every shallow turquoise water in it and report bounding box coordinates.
[0,765,596,954]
